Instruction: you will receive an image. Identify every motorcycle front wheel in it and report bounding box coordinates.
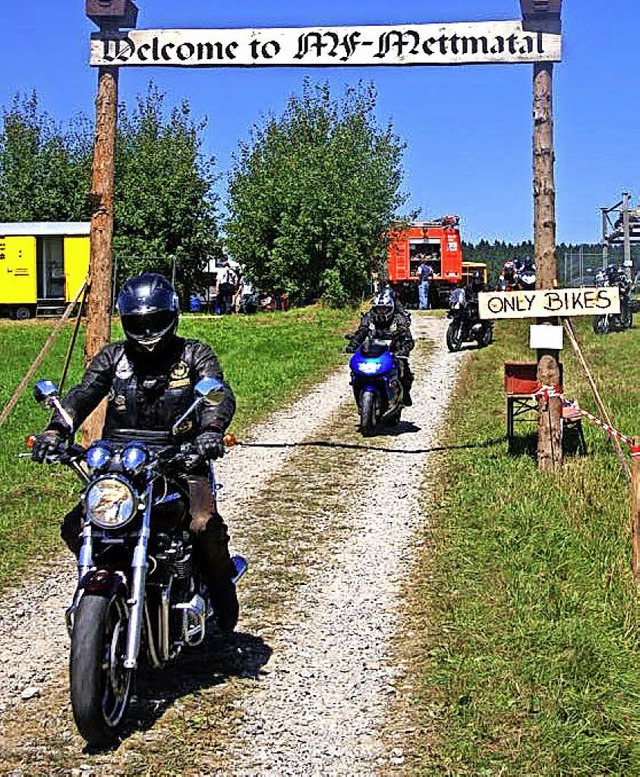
[359,390,377,435]
[592,315,610,335]
[446,321,463,352]
[70,593,133,747]
[479,324,493,348]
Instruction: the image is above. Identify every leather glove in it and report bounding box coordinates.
[345,342,357,354]
[195,429,226,461]
[32,429,66,463]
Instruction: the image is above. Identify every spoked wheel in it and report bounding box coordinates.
[70,593,133,747]
[446,321,463,352]
[359,390,377,436]
[592,315,610,335]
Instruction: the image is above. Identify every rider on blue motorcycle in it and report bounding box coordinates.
[345,287,415,405]
[31,273,240,632]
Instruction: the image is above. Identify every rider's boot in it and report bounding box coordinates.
[193,516,239,634]
[401,365,414,406]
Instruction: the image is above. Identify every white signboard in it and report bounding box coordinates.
[90,20,562,68]
[529,324,563,350]
[478,287,621,320]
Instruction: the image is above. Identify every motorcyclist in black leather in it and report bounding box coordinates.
[32,272,240,632]
[345,287,415,406]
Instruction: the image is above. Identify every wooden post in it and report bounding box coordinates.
[632,439,640,580]
[533,60,563,470]
[82,65,119,446]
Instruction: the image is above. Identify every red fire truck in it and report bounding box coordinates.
[387,216,464,307]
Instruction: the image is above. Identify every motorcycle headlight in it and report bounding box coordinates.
[84,476,137,529]
[359,361,382,374]
[121,444,148,475]
[85,442,113,472]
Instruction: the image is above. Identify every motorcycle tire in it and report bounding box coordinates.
[592,315,610,335]
[479,324,493,348]
[446,321,463,352]
[359,391,376,435]
[383,408,402,426]
[70,593,133,747]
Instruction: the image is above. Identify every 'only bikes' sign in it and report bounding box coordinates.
[478,287,621,320]
[90,20,562,68]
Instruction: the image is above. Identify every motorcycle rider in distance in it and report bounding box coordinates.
[345,287,415,406]
[465,269,486,309]
[31,272,240,633]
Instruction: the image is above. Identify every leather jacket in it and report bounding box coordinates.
[50,336,235,442]
[348,310,414,358]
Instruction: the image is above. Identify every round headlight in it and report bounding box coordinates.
[121,444,148,474]
[85,443,113,472]
[85,476,136,529]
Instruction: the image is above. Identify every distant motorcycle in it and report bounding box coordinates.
[516,258,536,291]
[592,265,633,335]
[25,377,247,747]
[347,337,404,435]
[446,288,493,352]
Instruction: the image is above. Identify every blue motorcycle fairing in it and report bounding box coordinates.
[349,347,396,377]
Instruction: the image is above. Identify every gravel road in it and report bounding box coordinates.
[0,312,466,775]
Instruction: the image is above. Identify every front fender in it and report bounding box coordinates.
[79,568,127,598]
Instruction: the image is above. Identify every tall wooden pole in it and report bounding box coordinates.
[82,65,119,445]
[534,61,563,470]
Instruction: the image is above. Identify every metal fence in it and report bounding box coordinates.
[561,245,640,287]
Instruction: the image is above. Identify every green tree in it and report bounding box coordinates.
[0,92,92,222]
[225,80,407,305]
[114,83,220,298]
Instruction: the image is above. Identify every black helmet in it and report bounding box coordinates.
[117,273,179,353]
[371,288,395,325]
[471,270,484,293]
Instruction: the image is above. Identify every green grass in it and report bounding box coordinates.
[402,317,640,776]
[0,307,356,592]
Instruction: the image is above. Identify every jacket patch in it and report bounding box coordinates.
[115,355,133,380]
[170,361,189,381]
[167,378,191,389]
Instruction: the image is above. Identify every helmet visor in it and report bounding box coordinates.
[121,311,176,339]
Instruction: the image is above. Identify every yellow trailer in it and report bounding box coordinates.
[0,222,90,319]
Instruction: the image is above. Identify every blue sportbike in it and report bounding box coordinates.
[348,338,404,435]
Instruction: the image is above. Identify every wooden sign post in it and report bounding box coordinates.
[520,1,563,469]
[82,1,138,444]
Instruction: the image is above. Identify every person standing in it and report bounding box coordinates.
[217,259,238,315]
[417,256,434,310]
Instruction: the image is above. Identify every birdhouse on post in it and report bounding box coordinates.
[86,0,138,29]
[520,0,562,28]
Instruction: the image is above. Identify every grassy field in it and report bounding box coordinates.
[396,316,640,776]
[0,307,356,592]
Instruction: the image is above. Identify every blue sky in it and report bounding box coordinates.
[1,1,637,244]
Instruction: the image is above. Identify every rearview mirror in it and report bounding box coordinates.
[194,377,226,405]
[34,380,60,404]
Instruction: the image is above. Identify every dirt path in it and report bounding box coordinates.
[0,313,466,776]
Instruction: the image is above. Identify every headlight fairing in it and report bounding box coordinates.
[84,476,137,529]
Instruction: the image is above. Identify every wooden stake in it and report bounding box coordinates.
[631,440,640,580]
[82,66,119,447]
[533,61,562,470]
